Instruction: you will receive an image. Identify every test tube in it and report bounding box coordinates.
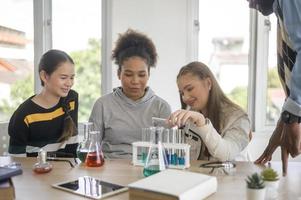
[163,128,171,165]
[171,127,177,165]
[157,127,169,167]
[178,129,185,165]
[141,128,148,163]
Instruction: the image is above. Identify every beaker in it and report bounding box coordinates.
[76,122,93,163]
[85,131,105,167]
[143,127,167,177]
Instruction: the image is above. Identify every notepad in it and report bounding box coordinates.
[0,167,23,182]
[128,169,217,200]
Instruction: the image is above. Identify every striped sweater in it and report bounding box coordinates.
[8,90,78,157]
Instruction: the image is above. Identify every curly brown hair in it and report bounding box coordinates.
[112,29,157,73]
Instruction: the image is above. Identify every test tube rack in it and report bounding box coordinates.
[132,141,190,169]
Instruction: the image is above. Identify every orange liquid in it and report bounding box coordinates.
[85,151,104,167]
[33,163,52,174]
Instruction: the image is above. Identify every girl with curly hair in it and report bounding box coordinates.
[90,29,171,159]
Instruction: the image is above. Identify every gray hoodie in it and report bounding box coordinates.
[89,87,171,158]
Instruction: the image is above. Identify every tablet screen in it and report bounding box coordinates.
[53,176,126,199]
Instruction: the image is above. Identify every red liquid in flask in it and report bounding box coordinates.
[33,163,52,174]
[85,151,104,167]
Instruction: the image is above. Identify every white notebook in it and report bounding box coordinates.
[128,169,217,200]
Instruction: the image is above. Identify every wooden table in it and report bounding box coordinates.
[1,157,300,200]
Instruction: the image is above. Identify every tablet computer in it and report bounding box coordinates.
[52,176,128,199]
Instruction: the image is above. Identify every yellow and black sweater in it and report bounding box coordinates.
[8,90,78,157]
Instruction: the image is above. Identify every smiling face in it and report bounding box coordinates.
[177,73,212,112]
[118,56,149,101]
[41,61,75,98]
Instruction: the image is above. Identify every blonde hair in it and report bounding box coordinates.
[177,61,241,133]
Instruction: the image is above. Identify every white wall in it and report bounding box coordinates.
[110,0,197,111]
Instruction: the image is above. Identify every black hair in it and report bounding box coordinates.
[39,49,76,142]
[57,97,77,143]
[248,0,274,16]
[38,49,74,86]
[112,29,157,73]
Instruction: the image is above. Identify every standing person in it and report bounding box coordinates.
[167,62,251,161]
[8,49,78,157]
[89,29,171,159]
[248,0,301,176]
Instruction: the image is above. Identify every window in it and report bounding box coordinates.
[0,0,34,122]
[52,0,102,122]
[198,0,249,111]
[0,0,280,132]
[265,15,285,126]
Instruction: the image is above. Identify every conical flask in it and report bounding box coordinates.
[77,122,93,163]
[33,148,52,174]
[85,131,105,167]
[143,127,168,177]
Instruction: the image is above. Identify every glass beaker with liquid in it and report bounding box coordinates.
[77,122,93,163]
[143,127,168,177]
[85,131,105,167]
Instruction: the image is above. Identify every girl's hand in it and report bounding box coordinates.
[167,109,206,128]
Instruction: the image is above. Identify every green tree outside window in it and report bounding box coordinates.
[0,38,101,122]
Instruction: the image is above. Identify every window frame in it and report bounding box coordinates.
[250,12,276,133]
[101,0,112,95]
[33,0,52,94]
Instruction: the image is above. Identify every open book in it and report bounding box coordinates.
[128,169,217,200]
